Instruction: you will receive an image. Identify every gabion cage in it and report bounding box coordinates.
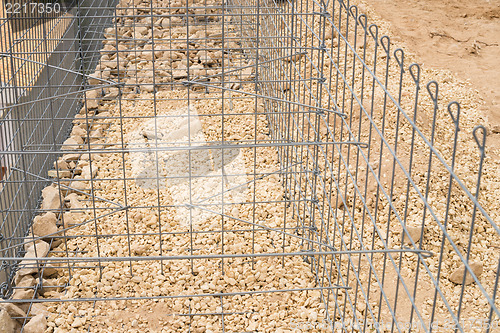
[0,0,499,332]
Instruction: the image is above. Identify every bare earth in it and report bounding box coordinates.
[358,0,500,148]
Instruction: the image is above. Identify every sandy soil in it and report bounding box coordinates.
[356,0,500,148]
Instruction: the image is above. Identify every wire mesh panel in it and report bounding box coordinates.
[0,0,80,292]
[0,0,498,332]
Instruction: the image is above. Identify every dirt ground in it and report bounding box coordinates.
[357,0,500,147]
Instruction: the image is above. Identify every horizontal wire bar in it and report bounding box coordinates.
[4,249,433,263]
[4,286,347,304]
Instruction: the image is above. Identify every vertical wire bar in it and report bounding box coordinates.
[408,81,441,331]
[429,102,461,332]
[360,21,379,328]
[112,1,131,276]
[220,0,226,275]
[150,0,165,276]
[486,258,500,333]
[455,125,487,332]
[387,47,405,333]
[252,0,260,270]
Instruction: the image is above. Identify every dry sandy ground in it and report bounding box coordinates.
[355,0,500,150]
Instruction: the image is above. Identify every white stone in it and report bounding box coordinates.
[41,186,62,211]
[23,314,47,333]
[0,309,15,333]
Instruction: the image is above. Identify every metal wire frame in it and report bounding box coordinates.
[0,0,497,332]
[0,0,115,294]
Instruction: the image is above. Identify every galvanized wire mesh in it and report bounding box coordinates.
[0,0,498,332]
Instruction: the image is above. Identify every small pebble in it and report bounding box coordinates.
[449,262,483,285]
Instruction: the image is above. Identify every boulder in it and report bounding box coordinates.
[28,303,48,317]
[11,288,34,301]
[449,262,483,285]
[61,137,81,151]
[65,193,83,210]
[0,308,15,333]
[0,303,26,321]
[32,212,58,238]
[41,186,62,211]
[23,313,47,333]
[47,169,72,179]
[24,240,50,257]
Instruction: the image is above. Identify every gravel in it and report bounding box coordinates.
[11,0,498,331]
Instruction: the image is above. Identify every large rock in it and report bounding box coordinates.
[0,308,15,333]
[16,275,35,288]
[41,186,62,211]
[70,135,84,145]
[86,99,99,110]
[197,50,214,65]
[65,193,83,210]
[0,303,26,321]
[32,212,58,238]
[16,261,38,277]
[81,165,97,179]
[53,159,70,170]
[23,313,47,333]
[11,288,34,300]
[61,137,81,151]
[18,238,50,276]
[47,169,72,179]
[61,213,76,228]
[39,278,64,297]
[69,179,87,193]
[28,303,49,317]
[449,262,483,285]
[70,125,87,138]
[62,154,81,162]
[41,264,58,278]
[142,84,155,92]
[401,226,423,245]
[24,240,50,257]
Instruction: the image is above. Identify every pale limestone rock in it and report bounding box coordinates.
[0,303,26,321]
[16,262,38,277]
[41,264,58,278]
[32,213,58,238]
[401,226,423,245]
[81,165,97,179]
[103,87,119,100]
[0,308,15,333]
[11,288,34,300]
[47,169,72,179]
[69,179,87,193]
[449,262,483,285]
[61,137,81,151]
[197,50,214,65]
[53,160,70,170]
[24,239,50,257]
[38,278,61,296]
[28,303,49,317]
[70,125,87,138]
[41,186,62,211]
[142,84,155,92]
[23,313,47,333]
[61,213,76,228]
[62,153,81,162]
[70,135,84,145]
[16,275,35,288]
[65,193,83,210]
[172,68,188,79]
[50,239,63,249]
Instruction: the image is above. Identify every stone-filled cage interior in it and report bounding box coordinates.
[0,0,499,332]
